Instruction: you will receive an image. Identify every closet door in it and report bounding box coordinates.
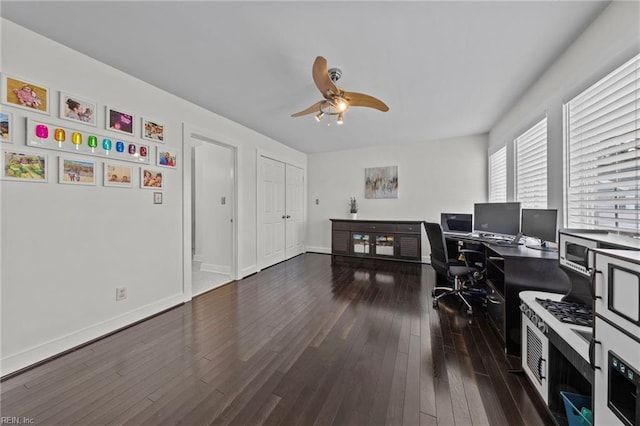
[285,164,304,259]
[258,156,286,269]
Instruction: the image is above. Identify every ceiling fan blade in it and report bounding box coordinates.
[312,56,339,98]
[291,101,323,117]
[343,91,389,112]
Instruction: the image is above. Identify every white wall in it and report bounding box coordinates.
[305,134,488,259]
[489,1,640,222]
[0,19,306,376]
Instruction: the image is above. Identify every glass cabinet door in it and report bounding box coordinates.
[352,233,371,254]
[375,235,395,256]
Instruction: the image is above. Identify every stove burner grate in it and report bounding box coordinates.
[535,298,593,328]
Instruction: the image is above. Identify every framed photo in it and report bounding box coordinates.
[1,111,12,142]
[1,74,50,115]
[156,148,177,168]
[104,162,133,188]
[59,92,97,126]
[105,106,134,136]
[2,150,47,182]
[141,117,165,142]
[59,157,96,185]
[141,167,164,189]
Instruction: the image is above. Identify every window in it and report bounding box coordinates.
[489,146,507,202]
[565,54,640,234]
[516,118,547,208]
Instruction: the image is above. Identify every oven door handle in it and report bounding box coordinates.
[589,338,601,370]
[537,357,546,380]
[589,268,603,300]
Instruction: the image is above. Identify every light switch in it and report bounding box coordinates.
[153,192,163,204]
[221,196,226,205]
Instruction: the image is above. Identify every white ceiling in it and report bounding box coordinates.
[1,1,609,154]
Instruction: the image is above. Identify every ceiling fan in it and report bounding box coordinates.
[291,56,389,124]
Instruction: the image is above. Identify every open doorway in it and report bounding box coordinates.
[190,136,236,296]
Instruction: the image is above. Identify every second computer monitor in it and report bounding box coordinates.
[473,202,521,236]
[521,208,558,243]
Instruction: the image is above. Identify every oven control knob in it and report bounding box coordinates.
[537,321,547,334]
[520,302,526,313]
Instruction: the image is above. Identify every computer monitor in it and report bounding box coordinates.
[473,202,521,236]
[521,208,558,251]
[440,213,472,233]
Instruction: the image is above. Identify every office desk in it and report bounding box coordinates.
[444,233,570,355]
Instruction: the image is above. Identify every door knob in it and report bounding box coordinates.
[286,215,291,219]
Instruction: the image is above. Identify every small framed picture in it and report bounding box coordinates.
[141,167,163,189]
[104,162,133,188]
[1,74,50,115]
[105,106,134,136]
[1,111,12,142]
[59,92,97,126]
[2,150,48,182]
[141,117,165,142]
[59,157,96,185]
[156,148,177,168]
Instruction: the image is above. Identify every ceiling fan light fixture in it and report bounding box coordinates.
[315,112,324,122]
[337,113,344,125]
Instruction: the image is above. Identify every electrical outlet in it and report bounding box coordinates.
[116,287,127,301]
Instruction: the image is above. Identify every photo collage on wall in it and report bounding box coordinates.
[1,72,175,192]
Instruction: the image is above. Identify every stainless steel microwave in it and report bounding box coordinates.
[559,230,640,278]
[559,232,600,277]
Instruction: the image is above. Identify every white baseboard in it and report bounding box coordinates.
[240,264,257,278]
[200,262,230,274]
[1,293,184,377]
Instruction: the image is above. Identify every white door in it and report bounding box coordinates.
[285,164,304,259]
[259,156,286,269]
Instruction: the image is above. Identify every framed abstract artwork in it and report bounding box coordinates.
[365,165,398,199]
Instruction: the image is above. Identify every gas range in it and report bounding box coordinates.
[535,298,593,328]
[520,292,592,361]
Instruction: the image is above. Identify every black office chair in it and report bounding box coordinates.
[424,221,484,315]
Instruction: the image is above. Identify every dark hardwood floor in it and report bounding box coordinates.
[0,253,552,425]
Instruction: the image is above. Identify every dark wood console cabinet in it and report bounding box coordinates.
[330,219,423,263]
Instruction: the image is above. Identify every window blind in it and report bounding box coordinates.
[489,146,507,202]
[565,53,640,234]
[516,118,547,208]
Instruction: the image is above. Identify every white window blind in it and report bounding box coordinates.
[565,53,640,234]
[489,146,507,202]
[516,118,547,208]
